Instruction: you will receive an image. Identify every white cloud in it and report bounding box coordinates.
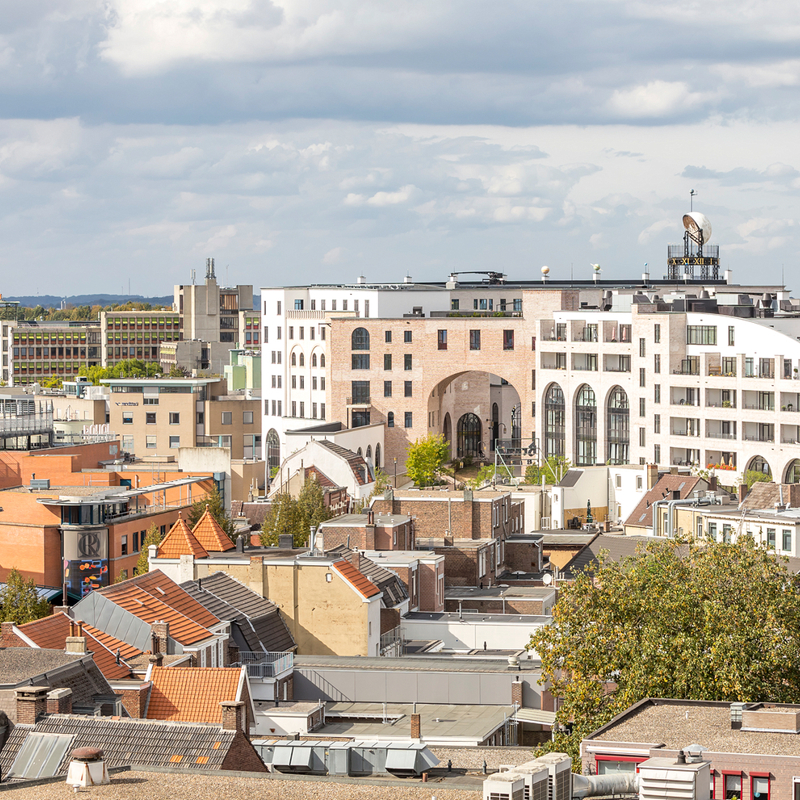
[366,185,417,206]
[607,81,706,118]
[712,59,800,88]
[323,246,345,264]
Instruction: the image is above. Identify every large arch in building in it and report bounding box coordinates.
[785,459,800,484]
[266,429,281,475]
[457,413,483,459]
[574,384,597,466]
[747,455,772,477]
[543,382,565,460]
[606,386,630,465]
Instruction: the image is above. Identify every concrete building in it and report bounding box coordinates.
[99,309,180,368]
[104,377,261,461]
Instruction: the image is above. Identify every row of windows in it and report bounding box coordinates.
[106,318,178,327]
[265,399,326,420]
[287,352,326,367]
[282,297,371,316]
[353,380,413,399]
[289,375,326,390]
[121,411,254,425]
[352,328,515,351]
[386,411,413,428]
[14,333,88,344]
[449,298,522,312]
[14,348,87,359]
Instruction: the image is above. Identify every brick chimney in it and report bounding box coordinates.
[119,682,151,719]
[148,652,164,668]
[410,709,421,740]
[738,483,748,504]
[52,606,71,617]
[227,641,240,668]
[65,620,88,654]
[646,464,659,490]
[511,680,523,708]
[151,621,169,654]
[1,621,18,646]
[46,688,72,715]
[220,700,246,732]
[16,686,48,724]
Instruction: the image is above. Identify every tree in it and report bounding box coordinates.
[530,537,800,760]
[405,433,449,487]
[296,475,332,532]
[260,492,304,547]
[0,568,51,623]
[743,469,773,489]
[466,464,498,489]
[186,486,236,541]
[524,455,572,485]
[135,524,163,576]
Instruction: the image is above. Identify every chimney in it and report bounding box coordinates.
[227,641,240,668]
[52,606,71,617]
[119,682,150,719]
[738,484,748,504]
[410,709,421,740]
[151,621,169,654]
[511,680,523,708]
[646,464,659,490]
[709,475,718,491]
[46,688,73,715]
[16,686,48,724]
[1,621,16,644]
[220,700,246,732]
[148,652,164,668]
[366,509,375,525]
[65,628,88,655]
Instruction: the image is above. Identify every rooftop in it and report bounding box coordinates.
[320,513,410,527]
[445,586,555,600]
[404,611,551,624]
[146,666,244,724]
[294,654,540,674]
[0,648,85,687]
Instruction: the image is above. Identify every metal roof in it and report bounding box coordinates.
[36,476,210,506]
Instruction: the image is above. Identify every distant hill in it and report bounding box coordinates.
[5,295,174,309]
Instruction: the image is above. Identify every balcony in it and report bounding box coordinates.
[743,434,775,442]
[706,432,737,440]
[233,651,294,679]
[346,396,371,406]
[541,333,567,342]
[380,626,403,656]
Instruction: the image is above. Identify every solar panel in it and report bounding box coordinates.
[7,733,74,780]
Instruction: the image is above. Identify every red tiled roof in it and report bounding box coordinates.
[106,586,213,646]
[192,508,235,552]
[145,666,243,724]
[331,559,381,599]
[15,613,136,680]
[157,516,208,559]
[625,475,704,529]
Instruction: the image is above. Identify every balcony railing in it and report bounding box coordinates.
[706,432,737,440]
[604,366,631,373]
[743,434,775,442]
[742,404,774,411]
[233,651,294,678]
[346,396,371,406]
[541,334,567,342]
[380,626,403,656]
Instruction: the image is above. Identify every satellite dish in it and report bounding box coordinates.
[590,263,601,272]
[541,265,550,275]
[682,212,712,245]
[542,572,553,585]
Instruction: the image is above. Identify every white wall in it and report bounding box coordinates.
[400,615,549,654]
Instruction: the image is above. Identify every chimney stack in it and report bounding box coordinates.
[220,701,246,732]
[738,483,748,504]
[16,686,48,724]
[410,710,421,740]
[646,464,659,490]
[46,688,73,715]
[151,621,169,654]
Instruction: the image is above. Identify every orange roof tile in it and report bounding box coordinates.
[108,586,213,645]
[157,516,209,559]
[16,613,136,681]
[145,666,243,724]
[332,559,381,599]
[125,571,220,629]
[192,507,235,552]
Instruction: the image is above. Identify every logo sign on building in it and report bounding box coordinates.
[63,528,109,597]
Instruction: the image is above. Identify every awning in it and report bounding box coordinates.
[515,708,557,725]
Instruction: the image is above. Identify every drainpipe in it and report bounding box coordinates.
[654,497,715,538]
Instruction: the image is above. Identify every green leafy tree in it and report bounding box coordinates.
[0,568,51,623]
[530,537,800,760]
[135,524,163,576]
[466,464,498,489]
[260,492,304,547]
[297,475,332,533]
[186,486,236,542]
[405,433,449,487]
[743,469,773,489]
[524,455,572,485]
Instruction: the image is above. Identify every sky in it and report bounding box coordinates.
[3,0,800,295]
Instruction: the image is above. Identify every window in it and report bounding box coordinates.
[122,434,134,450]
[169,435,180,448]
[639,398,646,417]
[277,300,282,314]
[404,411,413,428]
[352,353,370,369]
[243,411,253,424]
[146,435,157,449]
[503,330,514,350]
[639,368,646,387]
[291,352,296,366]
[437,330,447,350]
[320,354,325,367]
[291,375,296,389]
[654,414,660,434]
[312,376,317,390]
[404,380,412,397]
[299,353,304,367]
[402,330,412,344]
[404,354,412,370]
[384,381,392,397]
[122,412,133,424]
[750,775,769,800]
[221,411,232,425]
[385,330,392,343]
[277,326,282,340]
[169,412,180,424]
[470,330,481,350]
[654,444,661,463]
[312,353,317,367]
[654,323,661,343]
[575,385,597,466]
[121,535,128,556]
[289,326,293,340]
[294,299,304,311]
[654,354,660,373]
[299,402,305,417]
[783,530,792,552]
[708,522,717,540]
[723,773,741,800]
[687,325,717,345]
[146,412,156,425]
[767,528,776,549]
[636,476,643,490]
[639,427,645,446]
[331,300,337,311]
[351,380,370,404]
[728,325,735,346]
[639,337,646,357]
[320,377,325,390]
[384,354,392,370]
[544,383,566,459]
[654,384,661,404]
[320,402,325,417]
[451,299,459,310]
[387,411,394,427]
[354,299,359,315]
[352,327,370,350]
[312,402,317,418]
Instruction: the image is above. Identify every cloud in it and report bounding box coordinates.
[323,246,345,264]
[607,81,707,119]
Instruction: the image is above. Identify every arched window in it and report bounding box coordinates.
[544,384,565,459]
[606,387,629,465]
[387,412,394,428]
[357,447,363,456]
[491,403,499,451]
[575,385,597,466]
[748,455,772,476]
[299,353,305,367]
[366,445,372,461]
[443,412,452,442]
[266,429,281,475]
[786,459,800,484]
[457,413,482,459]
[291,352,296,366]
[312,353,317,367]
[352,328,370,350]
[321,354,326,368]
[375,444,381,468]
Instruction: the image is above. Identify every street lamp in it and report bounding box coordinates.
[394,457,397,488]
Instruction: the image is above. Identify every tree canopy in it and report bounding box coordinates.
[0,568,51,623]
[79,360,161,385]
[186,486,236,542]
[261,476,332,547]
[405,433,450,487]
[135,523,163,576]
[524,455,572,485]
[530,537,800,759]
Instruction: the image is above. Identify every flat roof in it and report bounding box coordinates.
[294,654,540,674]
[101,378,220,386]
[405,611,551,624]
[446,586,555,600]
[415,537,492,550]
[321,513,410,527]
[33,476,211,505]
[316,702,513,742]
[361,549,440,565]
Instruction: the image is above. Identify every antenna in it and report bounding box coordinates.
[690,189,696,211]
